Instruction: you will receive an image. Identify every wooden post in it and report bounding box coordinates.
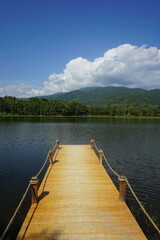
[99,150,103,164]
[118,176,127,201]
[49,150,53,164]
[90,139,95,149]
[30,176,39,203]
[56,139,59,149]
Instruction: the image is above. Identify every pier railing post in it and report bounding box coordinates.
[56,139,59,149]
[49,150,53,164]
[30,176,39,204]
[90,139,95,149]
[118,176,127,201]
[99,150,103,164]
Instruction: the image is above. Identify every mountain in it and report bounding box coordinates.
[37,86,160,106]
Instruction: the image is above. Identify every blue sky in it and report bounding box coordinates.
[0,0,160,97]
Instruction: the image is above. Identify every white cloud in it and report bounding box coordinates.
[44,44,160,94]
[1,44,160,97]
[0,83,45,98]
[0,83,30,97]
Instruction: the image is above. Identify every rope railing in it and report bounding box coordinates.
[94,142,100,153]
[35,141,58,178]
[0,140,59,240]
[91,139,160,235]
[1,139,159,238]
[36,150,52,178]
[102,152,120,178]
[126,179,160,235]
[94,141,121,177]
[0,182,31,240]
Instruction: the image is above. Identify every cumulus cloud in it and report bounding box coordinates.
[1,44,160,97]
[44,44,160,94]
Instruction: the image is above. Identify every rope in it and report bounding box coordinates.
[126,179,160,235]
[0,182,31,240]
[94,140,160,235]
[35,151,49,178]
[94,141,121,177]
[0,143,57,240]
[35,144,56,178]
[94,142,100,152]
[102,152,121,178]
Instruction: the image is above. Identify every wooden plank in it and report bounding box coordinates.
[17,145,147,240]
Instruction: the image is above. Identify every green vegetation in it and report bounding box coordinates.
[37,86,160,106]
[0,96,160,117]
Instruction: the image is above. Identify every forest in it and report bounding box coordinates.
[0,96,160,117]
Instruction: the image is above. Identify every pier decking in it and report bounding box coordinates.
[17,145,147,239]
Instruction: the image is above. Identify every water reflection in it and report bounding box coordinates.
[0,117,160,239]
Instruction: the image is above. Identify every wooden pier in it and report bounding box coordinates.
[17,144,147,240]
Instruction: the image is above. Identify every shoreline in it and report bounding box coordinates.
[0,113,160,119]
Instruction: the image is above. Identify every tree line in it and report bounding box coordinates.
[0,96,160,117]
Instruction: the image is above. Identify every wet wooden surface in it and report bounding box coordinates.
[17,145,147,239]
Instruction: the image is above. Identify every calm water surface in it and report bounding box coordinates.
[0,117,160,239]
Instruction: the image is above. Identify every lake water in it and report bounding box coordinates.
[0,117,160,239]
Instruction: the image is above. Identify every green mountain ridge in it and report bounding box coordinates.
[38,86,160,106]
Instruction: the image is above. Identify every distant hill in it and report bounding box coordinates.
[37,86,160,106]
